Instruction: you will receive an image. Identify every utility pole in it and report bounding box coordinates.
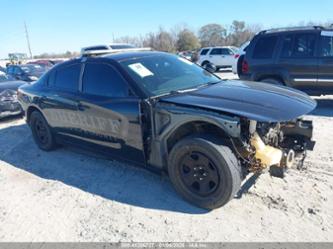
[24,22,33,59]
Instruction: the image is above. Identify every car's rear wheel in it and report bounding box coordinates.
[30,111,56,151]
[168,135,242,209]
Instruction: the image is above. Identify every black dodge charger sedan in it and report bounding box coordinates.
[18,50,316,209]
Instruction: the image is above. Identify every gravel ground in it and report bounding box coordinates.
[0,72,332,241]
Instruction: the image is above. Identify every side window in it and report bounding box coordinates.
[82,62,128,97]
[281,35,294,57]
[210,48,222,55]
[13,67,21,74]
[7,66,14,74]
[253,36,278,59]
[200,49,209,55]
[320,35,333,57]
[54,63,81,91]
[292,33,316,57]
[221,48,232,55]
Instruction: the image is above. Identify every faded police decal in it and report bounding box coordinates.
[47,109,129,139]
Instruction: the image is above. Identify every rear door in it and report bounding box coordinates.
[221,48,235,67]
[74,59,145,165]
[278,32,318,91]
[40,61,83,139]
[208,48,223,66]
[317,30,333,93]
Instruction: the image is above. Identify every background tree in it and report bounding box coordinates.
[198,23,226,47]
[224,20,258,47]
[176,29,200,51]
[143,28,176,52]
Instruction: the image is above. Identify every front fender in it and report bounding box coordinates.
[148,103,241,169]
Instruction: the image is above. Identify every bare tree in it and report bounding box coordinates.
[198,24,226,47]
[224,20,259,47]
[143,28,176,52]
[113,36,145,47]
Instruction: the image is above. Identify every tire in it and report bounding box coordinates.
[237,55,244,77]
[260,78,284,86]
[201,61,210,68]
[168,135,242,209]
[29,111,56,151]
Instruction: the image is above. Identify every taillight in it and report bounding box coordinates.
[242,60,249,74]
[234,54,240,59]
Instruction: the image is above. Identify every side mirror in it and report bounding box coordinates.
[203,63,216,73]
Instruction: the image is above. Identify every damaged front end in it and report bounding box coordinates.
[235,118,315,176]
[0,89,22,119]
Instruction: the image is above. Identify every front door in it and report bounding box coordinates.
[74,60,145,165]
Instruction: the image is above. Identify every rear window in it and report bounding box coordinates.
[253,36,278,59]
[53,63,81,91]
[200,49,210,55]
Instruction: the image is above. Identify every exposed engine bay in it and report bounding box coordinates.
[0,89,22,119]
[236,118,315,176]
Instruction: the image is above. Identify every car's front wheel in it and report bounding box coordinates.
[168,135,242,210]
[30,111,57,151]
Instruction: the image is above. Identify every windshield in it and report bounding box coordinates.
[120,53,220,96]
[0,73,15,82]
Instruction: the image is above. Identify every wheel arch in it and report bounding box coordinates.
[148,112,241,171]
[26,105,44,124]
[166,120,231,154]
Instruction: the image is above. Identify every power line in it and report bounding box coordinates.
[24,21,33,59]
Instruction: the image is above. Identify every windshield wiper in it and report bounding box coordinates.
[169,81,221,95]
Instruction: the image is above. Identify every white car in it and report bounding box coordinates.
[232,41,250,74]
[197,46,237,71]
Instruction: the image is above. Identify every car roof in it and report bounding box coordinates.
[258,26,333,36]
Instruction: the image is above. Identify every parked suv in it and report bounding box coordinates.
[197,46,237,71]
[239,26,333,95]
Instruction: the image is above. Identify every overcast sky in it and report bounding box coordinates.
[0,0,332,58]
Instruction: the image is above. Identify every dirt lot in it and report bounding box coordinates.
[0,72,332,241]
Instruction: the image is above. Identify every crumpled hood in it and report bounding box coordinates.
[160,80,317,122]
[0,80,27,92]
